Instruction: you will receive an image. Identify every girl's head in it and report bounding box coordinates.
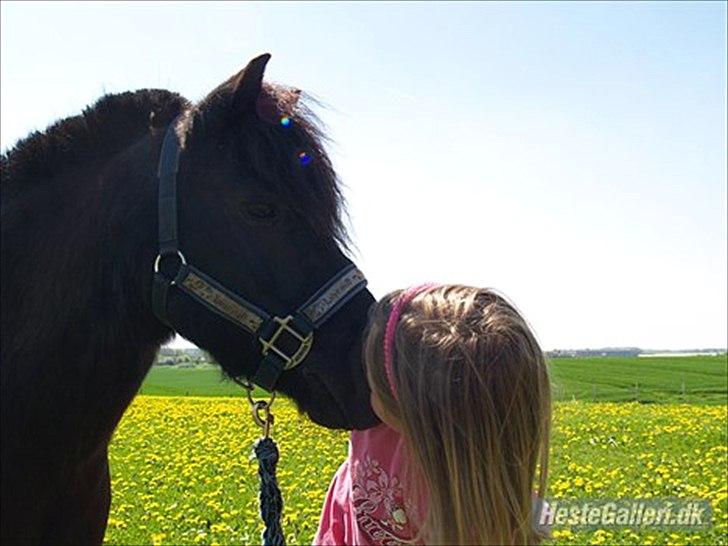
[364,285,551,545]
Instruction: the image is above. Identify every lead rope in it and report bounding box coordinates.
[236,379,286,546]
[254,436,284,546]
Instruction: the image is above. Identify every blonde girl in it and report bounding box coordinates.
[315,285,552,545]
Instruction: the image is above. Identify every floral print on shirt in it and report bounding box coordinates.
[351,454,419,545]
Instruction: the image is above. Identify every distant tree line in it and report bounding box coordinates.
[155,348,211,367]
[547,348,726,358]
[548,348,642,358]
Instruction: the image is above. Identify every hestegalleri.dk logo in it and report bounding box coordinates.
[539,499,712,529]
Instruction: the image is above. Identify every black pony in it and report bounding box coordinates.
[0,54,378,544]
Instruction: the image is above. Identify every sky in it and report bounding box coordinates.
[2,1,726,351]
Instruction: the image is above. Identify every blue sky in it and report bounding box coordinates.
[2,1,726,350]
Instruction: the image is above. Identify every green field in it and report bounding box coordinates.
[139,365,247,397]
[110,355,727,545]
[105,397,727,546]
[140,355,728,404]
[549,355,727,404]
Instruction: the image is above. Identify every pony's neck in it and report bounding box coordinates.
[2,127,172,451]
[83,130,174,414]
[97,130,173,353]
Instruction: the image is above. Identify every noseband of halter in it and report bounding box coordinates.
[151,116,368,392]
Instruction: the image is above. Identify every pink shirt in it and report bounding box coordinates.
[313,423,421,546]
[313,424,551,546]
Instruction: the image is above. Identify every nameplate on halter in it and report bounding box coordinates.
[181,269,265,333]
[302,267,367,325]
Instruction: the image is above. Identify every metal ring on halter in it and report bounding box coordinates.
[251,400,274,437]
[153,250,187,281]
[233,377,277,436]
[248,389,276,411]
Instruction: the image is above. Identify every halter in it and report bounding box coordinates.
[151,115,368,391]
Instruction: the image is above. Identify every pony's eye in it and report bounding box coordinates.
[243,202,278,223]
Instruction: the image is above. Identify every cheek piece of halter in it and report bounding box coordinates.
[151,116,368,392]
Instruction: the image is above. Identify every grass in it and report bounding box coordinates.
[138,365,250,397]
[549,355,727,405]
[104,397,727,545]
[140,355,728,404]
[113,356,726,545]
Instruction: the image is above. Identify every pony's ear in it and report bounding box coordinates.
[230,53,271,113]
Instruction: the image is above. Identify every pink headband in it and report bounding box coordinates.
[383,283,439,402]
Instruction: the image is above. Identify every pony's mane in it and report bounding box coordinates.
[187,82,349,246]
[1,89,190,185]
[1,82,347,246]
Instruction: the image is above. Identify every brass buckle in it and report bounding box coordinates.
[259,315,313,370]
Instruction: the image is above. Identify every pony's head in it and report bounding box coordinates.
[158,54,377,430]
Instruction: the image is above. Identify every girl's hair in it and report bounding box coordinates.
[363,285,551,545]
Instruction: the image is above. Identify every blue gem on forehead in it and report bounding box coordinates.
[298,151,312,166]
[280,116,291,127]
